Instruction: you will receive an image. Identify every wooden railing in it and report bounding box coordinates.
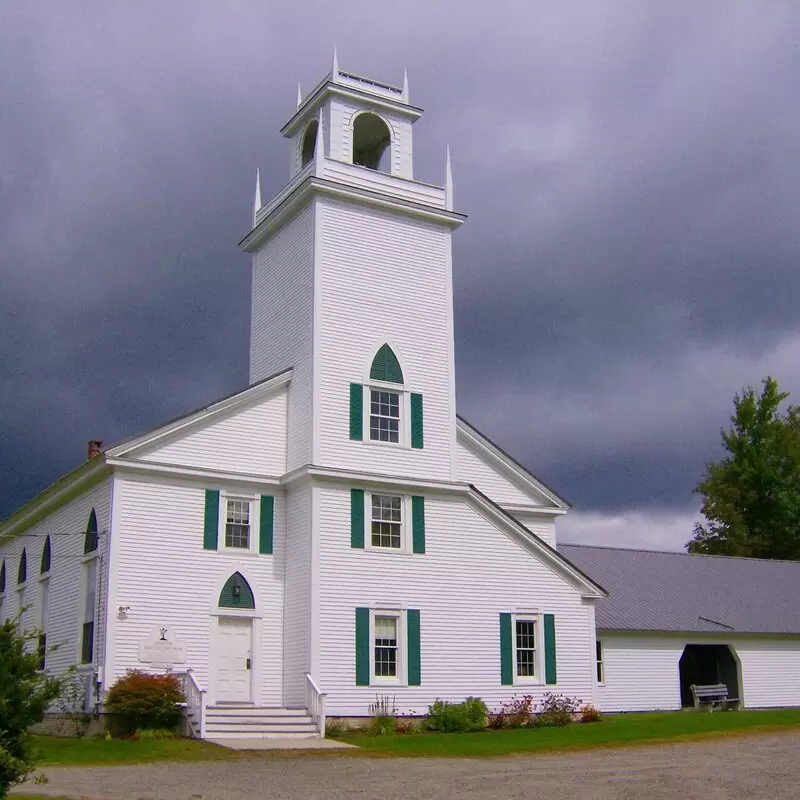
[305,673,327,738]
[169,669,206,739]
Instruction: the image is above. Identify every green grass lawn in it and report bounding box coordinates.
[340,708,800,757]
[31,735,238,766]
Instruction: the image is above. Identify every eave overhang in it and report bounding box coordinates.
[239,177,466,253]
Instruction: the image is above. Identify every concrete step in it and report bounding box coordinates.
[205,730,320,740]
[206,720,317,732]
[205,706,310,719]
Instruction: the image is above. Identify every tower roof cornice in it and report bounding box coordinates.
[281,77,423,137]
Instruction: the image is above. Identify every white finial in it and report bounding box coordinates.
[445,146,453,211]
[296,83,302,109]
[402,68,409,103]
[332,47,339,80]
[314,110,325,177]
[253,168,262,226]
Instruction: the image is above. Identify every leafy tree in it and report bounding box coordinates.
[688,376,800,559]
[0,616,62,798]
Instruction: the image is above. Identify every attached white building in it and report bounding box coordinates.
[561,545,800,711]
[0,61,607,739]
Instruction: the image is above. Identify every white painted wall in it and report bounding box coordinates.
[106,473,285,707]
[282,482,312,707]
[596,633,800,711]
[137,387,288,476]
[315,197,456,481]
[250,202,314,472]
[315,483,595,716]
[0,477,112,680]
[510,512,557,549]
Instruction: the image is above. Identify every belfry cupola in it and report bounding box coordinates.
[284,51,418,180]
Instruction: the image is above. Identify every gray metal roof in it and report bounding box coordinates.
[559,544,800,634]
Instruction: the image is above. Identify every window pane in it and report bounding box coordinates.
[374,616,397,677]
[370,390,400,443]
[225,500,251,548]
[40,580,49,629]
[84,561,97,623]
[515,619,536,677]
[371,495,402,548]
[81,621,94,664]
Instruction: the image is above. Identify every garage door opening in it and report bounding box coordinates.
[679,644,739,707]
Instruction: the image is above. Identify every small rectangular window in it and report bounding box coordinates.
[515,619,536,677]
[596,640,604,683]
[374,615,398,677]
[370,390,400,443]
[225,500,251,549]
[81,560,97,664]
[81,621,94,664]
[371,494,402,548]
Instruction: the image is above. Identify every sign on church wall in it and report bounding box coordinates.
[137,628,186,665]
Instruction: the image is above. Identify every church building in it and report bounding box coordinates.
[2,59,799,740]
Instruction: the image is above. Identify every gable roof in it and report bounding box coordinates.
[106,367,292,458]
[560,543,800,635]
[456,415,570,511]
[469,487,605,598]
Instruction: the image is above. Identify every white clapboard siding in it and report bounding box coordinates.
[0,478,112,680]
[137,387,288,476]
[595,635,684,712]
[316,485,595,716]
[282,484,312,707]
[596,633,800,711]
[316,197,456,480]
[106,475,285,706]
[731,638,800,708]
[510,512,557,548]
[250,202,314,471]
[455,436,546,508]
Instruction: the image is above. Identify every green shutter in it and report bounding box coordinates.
[351,489,365,549]
[350,383,363,440]
[204,489,220,550]
[407,609,421,686]
[500,612,513,685]
[355,607,370,686]
[259,495,274,554]
[412,496,426,554]
[410,393,424,449]
[544,613,557,684]
[370,344,404,384]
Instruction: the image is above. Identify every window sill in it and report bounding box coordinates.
[362,547,415,556]
[369,680,407,689]
[219,549,261,557]
[361,439,411,451]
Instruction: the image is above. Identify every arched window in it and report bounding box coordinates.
[301,119,318,167]
[219,572,255,609]
[84,509,98,554]
[370,344,404,384]
[352,113,391,172]
[41,536,51,574]
[0,560,5,593]
[18,549,27,584]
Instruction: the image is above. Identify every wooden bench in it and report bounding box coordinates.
[690,683,740,712]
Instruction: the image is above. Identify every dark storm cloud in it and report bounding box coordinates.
[2,1,800,549]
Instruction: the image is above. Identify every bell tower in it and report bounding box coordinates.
[240,55,465,481]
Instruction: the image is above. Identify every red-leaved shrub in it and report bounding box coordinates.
[104,671,184,734]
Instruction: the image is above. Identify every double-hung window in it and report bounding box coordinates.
[81,558,97,664]
[370,494,403,549]
[515,618,537,678]
[374,614,399,678]
[369,389,400,443]
[225,499,251,549]
[596,640,604,684]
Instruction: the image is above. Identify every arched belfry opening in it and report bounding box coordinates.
[370,344,404,384]
[301,119,319,167]
[352,113,391,172]
[219,571,255,610]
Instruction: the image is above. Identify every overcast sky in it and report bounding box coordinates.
[2,2,799,550]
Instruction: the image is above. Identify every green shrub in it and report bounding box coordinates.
[490,694,535,729]
[424,697,488,732]
[324,720,346,739]
[104,671,184,735]
[134,728,178,740]
[580,704,603,723]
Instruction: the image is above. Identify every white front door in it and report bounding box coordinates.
[215,617,253,703]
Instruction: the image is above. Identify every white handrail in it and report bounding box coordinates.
[169,669,206,739]
[304,673,327,738]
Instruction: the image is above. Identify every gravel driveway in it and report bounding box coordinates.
[16,730,800,800]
